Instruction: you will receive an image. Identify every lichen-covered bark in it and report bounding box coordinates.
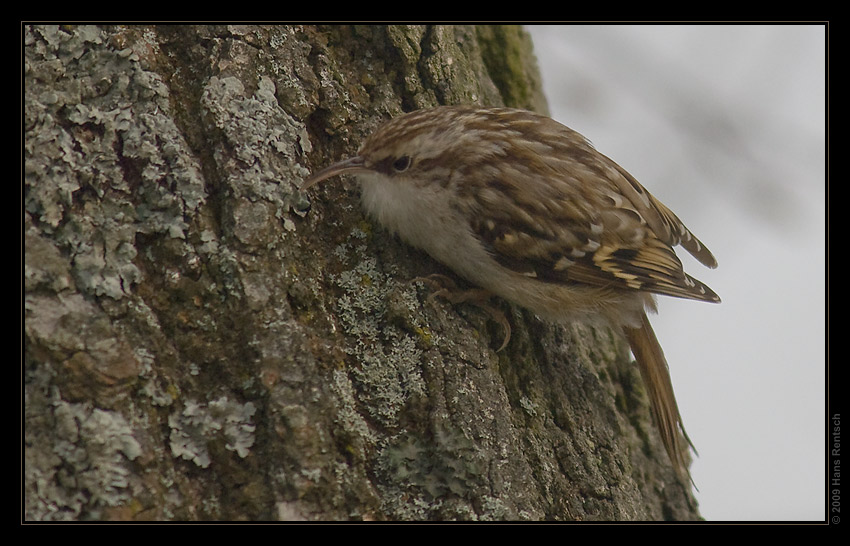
[24,24,698,521]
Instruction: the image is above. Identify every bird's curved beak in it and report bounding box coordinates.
[300,156,368,191]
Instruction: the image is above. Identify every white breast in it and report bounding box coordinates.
[358,173,488,279]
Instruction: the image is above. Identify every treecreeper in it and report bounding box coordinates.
[301,105,720,485]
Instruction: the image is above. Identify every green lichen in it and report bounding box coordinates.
[475,25,548,113]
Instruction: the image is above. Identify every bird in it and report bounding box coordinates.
[301,105,720,484]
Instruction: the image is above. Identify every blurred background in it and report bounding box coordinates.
[526,25,826,521]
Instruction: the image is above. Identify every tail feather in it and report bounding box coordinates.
[625,311,695,485]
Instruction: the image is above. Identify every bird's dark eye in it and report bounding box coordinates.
[392,155,411,172]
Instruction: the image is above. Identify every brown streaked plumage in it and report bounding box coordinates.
[302,105,719,485]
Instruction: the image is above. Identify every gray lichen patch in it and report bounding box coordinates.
[168,396,257,468]
[25,24,206,300]
[328,240,429,430]
[200,74,312,234]
[25,393,142,521]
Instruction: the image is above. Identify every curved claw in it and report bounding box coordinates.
[412,275,512,352]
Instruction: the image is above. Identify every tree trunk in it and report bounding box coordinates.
[24,24,699,521]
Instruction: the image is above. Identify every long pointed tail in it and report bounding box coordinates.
[625,312,695,485]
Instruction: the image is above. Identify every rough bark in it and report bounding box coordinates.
[24,24,699,521]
